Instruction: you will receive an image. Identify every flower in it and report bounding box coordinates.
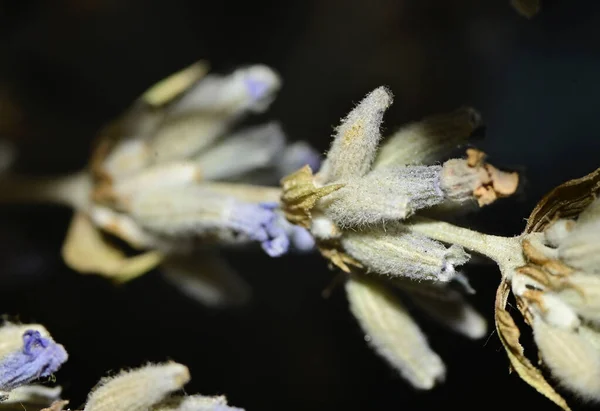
[495,167,600,410]
[79,362,243,411]
[0,61,320,308]
[0,323,67,403]
[280,86,519,389]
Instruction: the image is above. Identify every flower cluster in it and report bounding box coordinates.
[280,86,519,389]
[494,168,600,410]
[0,61,319,307]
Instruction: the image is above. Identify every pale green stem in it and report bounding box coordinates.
[0,171,90,210]
[406,216,524,271]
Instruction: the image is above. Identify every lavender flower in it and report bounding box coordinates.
[280,86,519,389]
[0,324,67,401]
[0,61,320,308]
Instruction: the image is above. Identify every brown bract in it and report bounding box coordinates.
[526,167,600,233]
[280,165,344,228]
[466,148,519,206]
[494,167,600,411]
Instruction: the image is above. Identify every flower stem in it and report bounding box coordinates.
[406,216,523,268]
[0,171,90,210]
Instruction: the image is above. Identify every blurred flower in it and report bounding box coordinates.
[75,362,243,411]
[0,323,67,405]
[280,86,519,389]
[0,61,320,308]
[495,167,600,410]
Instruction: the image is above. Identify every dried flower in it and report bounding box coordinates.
[494,168,600,410]
[280,87,518,389]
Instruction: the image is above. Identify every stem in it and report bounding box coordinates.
[0,171,91,210]
[406,216,524,268]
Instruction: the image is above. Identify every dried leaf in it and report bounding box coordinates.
[62,212,163,282]
[526,167,600,234]
[494,279,571,411]
[142,61,210,107]
[318,245,363,273]
[280,165,343,227]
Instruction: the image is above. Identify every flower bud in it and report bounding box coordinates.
[341,222,469,282]
[84,362,190,411]
[0,328,68,392]
[346,275,445,390]
[318,87,393,183]
[320,165,445,227]
[374,106,482,168]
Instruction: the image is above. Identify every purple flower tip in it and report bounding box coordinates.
[0,329,68,391]
[244,76,270,101]
[229,201,291,257]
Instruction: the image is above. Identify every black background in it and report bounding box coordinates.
[0,0,599,410]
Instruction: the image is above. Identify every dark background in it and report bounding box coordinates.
[0,0,599,409]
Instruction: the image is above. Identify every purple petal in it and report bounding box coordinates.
[0,330,68,391]
[244,76,270,101]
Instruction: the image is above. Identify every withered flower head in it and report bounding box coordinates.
[280,86,519,389]
[495,167,600,410]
